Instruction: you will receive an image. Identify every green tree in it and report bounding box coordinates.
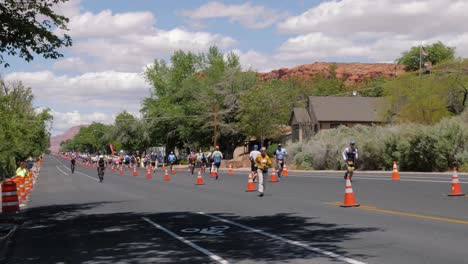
[0,79,52,176]
[143,46,256,157]
[0,0,72,67]
[397,41,455,71]
[113,112,150,154]
[238,83,290,145]
[383,74,452,124]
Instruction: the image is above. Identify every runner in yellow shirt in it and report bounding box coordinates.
[255,147,272,197]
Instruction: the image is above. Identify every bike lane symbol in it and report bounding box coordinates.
[181,226,230,236]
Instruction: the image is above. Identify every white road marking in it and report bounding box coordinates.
[56,166,69,176]
[285,174,466,184]
[142,217,229,264]
[55,159,100,182]
[62,165,99,182]
[197,212,367,264]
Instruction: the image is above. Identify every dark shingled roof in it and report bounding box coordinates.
[309,96,384,122]
[292,108,312,123]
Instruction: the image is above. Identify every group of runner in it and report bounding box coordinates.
[65,140,358,192]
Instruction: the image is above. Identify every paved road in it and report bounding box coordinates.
[5,155,467,263]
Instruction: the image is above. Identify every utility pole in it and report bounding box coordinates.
[213,103,218,147]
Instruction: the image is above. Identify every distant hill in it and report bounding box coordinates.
[49,125,86,153]
[259,62,406,85]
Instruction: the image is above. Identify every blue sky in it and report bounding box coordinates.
[3,0,468,135]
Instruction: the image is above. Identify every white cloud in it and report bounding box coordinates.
[4,71,149,111]
[276,0,468,62]
[279,0,468,36]
[57,9,156,38]
[181,1,287,29]
[50,110,114,135]
[52,7,238,73]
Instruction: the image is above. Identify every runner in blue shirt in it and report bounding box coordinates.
[274,144,288,180]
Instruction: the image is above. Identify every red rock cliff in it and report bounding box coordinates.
[49,125,86,153]
[259,62,406,85]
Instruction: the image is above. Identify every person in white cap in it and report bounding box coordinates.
[255,147,272,197]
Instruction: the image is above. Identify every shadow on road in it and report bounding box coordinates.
[6,202,380,263]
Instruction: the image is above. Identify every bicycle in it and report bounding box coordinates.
[97,167,105,183]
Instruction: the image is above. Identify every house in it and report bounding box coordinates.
[290,96,386,142]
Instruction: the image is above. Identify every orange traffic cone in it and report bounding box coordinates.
[341,173,360,207]
[448,167,464,196]
[196,171,204,185]
[228,164,233,174]
[164,170,170,181]
[210,163,217,178]
[246,173,256,192]
[283,164,288,176]
[119,167,124,175]
[391,161,400,181]
[133,166,138,177]
[269,169,279,182]
[146,169,152,179]
[111,165,115,173]
[171,167,176,174]
[162,164,166,170]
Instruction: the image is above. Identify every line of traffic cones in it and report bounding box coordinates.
[283,164,288,176]
[448,167,464,196]
[391,161,400,181]
[269,169,278,182]
[246,172,256,192]
[341,173,360,207]
[196,171,204,185]
[164,169,170,181]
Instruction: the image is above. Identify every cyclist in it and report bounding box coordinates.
[168,151,177,172]
[70,153,76,173]
[210,146,223,180]
[273,144,288,180]
[188,150,198,175]
[342,140,358,181]
[97,155,106,183]
[249,145,261,182]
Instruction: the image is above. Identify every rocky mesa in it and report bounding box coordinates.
[259,62,406,85]
[49,125,86,153]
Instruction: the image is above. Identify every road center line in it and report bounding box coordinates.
[54,158,99,182]
[142,217,229,264]
[56,166,69,176]
[63,165,99,182]
[327,202,468,225]
[197,212,366,264]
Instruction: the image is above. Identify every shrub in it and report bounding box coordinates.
[289,112,468,172]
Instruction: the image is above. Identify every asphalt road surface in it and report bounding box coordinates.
[5,155,467,264]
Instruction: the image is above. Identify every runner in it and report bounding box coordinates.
[210,146,223,180]
[249,145,261,182]
[188,150,198,175]
[168,151,177,172]
[273,144,288,180]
